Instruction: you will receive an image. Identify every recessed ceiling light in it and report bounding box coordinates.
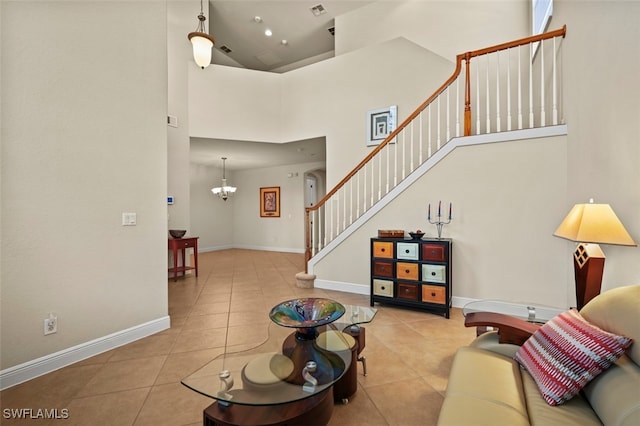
[265,28,273,37]
[280,39,288,46]
[254,16,262,23]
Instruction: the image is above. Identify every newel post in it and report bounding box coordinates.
[463,52,472,136]
[304,208,311,273]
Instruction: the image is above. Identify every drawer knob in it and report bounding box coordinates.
[381,248,386,252]
[431,272,436,276]
[381,286,386,290]
[431,292,436,297]
[405,249,410,253]
[405,269,410,274]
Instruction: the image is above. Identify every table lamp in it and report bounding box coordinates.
[553,199,636,309]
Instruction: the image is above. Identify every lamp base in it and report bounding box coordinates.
[573,243,605,310]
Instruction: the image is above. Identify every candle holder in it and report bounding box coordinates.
[427,201,452,239]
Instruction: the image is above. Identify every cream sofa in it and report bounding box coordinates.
[438,285,640,426]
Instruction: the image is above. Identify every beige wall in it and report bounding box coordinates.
[1,2,168,369]
[188,0,639,307]
[1,0,636,377]
[314,134,570,306]
[167,0,201,231]
[553,0,640,290]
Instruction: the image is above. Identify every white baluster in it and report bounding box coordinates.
[485,54,490,133]
[349,180,353,225]
[410,121,414,172]
[552,36,558,125]
[446,86,451,142]
[356,170,360,218]
[437,96,441,150]
[394,131,398,186]
[456,78,460,137]
[335,194,340,237]
[496,51,501,132]
[378,152,382,201]
[540,40,545,127]
[507,48,512,131]
[476,64,481,135]
[428,104,432,157]
[419,111,423,164]
[529,42,534,128]
[518,47,523,130]
[402,130,406,180]
[386,145,390,194]
[370,161,374,207]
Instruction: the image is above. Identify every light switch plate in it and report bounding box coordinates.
[122,212,137,226]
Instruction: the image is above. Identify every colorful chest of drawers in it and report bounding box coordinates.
[370,237,452,318]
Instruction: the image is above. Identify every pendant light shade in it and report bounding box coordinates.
[188,0,215,69]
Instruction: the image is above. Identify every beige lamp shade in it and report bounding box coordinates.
[553,202,636,246]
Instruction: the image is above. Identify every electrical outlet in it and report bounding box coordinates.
[44,314,57,335]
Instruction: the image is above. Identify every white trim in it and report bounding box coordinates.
[198,244,235,253]
[0,316,170,391]
[315,279,370,295]
[199,244,304,255]
[228,244,305,254]
[308,125,567,275]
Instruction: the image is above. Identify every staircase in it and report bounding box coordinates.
[305,26,568,272]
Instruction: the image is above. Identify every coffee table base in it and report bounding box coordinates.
[203,387,334,426]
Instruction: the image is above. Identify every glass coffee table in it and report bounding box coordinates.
[182,299,377,426]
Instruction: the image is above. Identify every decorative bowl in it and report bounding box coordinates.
[269,298,345,330]
[409,232,425,240]
[169,229,186,239]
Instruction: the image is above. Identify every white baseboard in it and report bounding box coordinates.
[0,316,170,391]
[232,244,305,254]
[198,245,304,254]
[314,279,370,295]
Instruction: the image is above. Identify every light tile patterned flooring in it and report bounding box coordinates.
[1,249,476,425]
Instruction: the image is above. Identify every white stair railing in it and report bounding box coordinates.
[305,26,567,269]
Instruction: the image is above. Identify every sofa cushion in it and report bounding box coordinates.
[438,346,529,426]
[514,308,632,406]
[580,285,640,365]
[521,368,602,425]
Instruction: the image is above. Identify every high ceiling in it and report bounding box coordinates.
[209,1,372,72]
[191,1,371,171]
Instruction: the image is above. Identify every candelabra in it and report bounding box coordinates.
[427,201,452,239]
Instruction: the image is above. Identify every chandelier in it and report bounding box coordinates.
[211,157,237,201]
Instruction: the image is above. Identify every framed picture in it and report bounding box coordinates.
[366,105,397,146]
[260,186,280,217]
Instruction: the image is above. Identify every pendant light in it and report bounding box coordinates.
[211,157,237,201]
[188,0,215,69]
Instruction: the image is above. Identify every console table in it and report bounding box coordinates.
[370,237,452,318]
[168,237,198,281]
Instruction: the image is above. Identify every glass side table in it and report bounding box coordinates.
[463,299,563,324]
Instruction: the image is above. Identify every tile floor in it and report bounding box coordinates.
[1,249,477,425]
